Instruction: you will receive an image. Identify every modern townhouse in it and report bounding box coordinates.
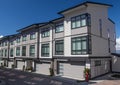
[0,1,116,80]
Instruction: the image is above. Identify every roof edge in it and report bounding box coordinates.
[58,1,112,14]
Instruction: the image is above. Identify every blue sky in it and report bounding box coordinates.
[0,0,120,50]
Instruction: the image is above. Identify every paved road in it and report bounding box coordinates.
[0,68,77,85]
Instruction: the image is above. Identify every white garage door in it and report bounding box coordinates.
[36,63,50,75]
[17,61,24,70]
[59,62,85,80]
[8,61,13,68]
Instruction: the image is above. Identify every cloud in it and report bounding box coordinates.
[0,35,3,38]
[116,37,120,50]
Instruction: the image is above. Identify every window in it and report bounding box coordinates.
[71,36,88,55]
[55,40,64,55]
[4,49,7,57]
[71,14,89,29]
[22,35,27,41]
[95,60,101,66]
[55,22,64,33]
[1,50,3,56]
[5,42,7,46]
[22,46,26,56]
[41,28,50,38]
[10,48,14,57]
[30,33,36,40]
[29,45,35,56]
[10,41,14,45]
[99,19,102,37]
[16,37,20,43]
[41,43,49,57]
[16,47,20,56]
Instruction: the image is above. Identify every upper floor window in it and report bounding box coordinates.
[29,45,35,57]
[16,47,20,56]
[10,48,14,57]
[41,28,50,38]
[0,50,3,56]
[22,35,27,41]
[55,22,64,33]
[16,37,21,43]
[71,14,88,29]
[55,40,64,55]
[41,43,49,57]
[10,41,14,45]
[71,36,88,55]
[5,42,7,46]
[30,33,36,40]
[22,46,26,56]
[4,49,7,57]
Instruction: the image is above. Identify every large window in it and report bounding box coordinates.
[30,33,36,40]
[29,45,35,56]
[10,41,14,45]
[5,42,7,46]
[55,40,64,55]
[1,50,3,56]
[16,47,20,56]
[16,37,21,43]
[41,28,50,38]
[4,49,7,57]
[41,43,49,57]
[55,22,64,33]
[22,35,27,41]
[71,36,88,55]
[22,46,26,56]
[71,14,90,29]
[10,48,14,57]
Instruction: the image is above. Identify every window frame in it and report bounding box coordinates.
[55,22,64,33]
[29,45,35,57]
[10,48,14,57]
[22,46,26,56]
[30,32,36,40]
[16,47,20,56]
[41,28,50,38]
[71,13,90,29]
[55,40,64,55]
[71,36,88,55]
[41,43,49,57]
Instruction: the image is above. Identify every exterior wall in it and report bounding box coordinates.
[90,35,109,56]
[90,58,110,78]
[112,56,120,72]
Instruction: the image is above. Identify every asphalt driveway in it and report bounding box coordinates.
[0,68,77,85]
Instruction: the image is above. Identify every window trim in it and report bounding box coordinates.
[71,13,90,29]
[41,28,50,38]
[55,22,64,33]
[55,40,64,55]
[41,43,49,57]
[71,36,88,55]
[29,45,35,57]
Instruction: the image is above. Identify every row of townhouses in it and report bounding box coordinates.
[0,1,116,80]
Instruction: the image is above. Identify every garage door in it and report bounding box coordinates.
[58,62,85,80]
[8,61,13,68]
[36,63,50,75]
[17,61,24,70]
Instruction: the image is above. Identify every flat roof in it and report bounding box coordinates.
[58,1,112,14]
